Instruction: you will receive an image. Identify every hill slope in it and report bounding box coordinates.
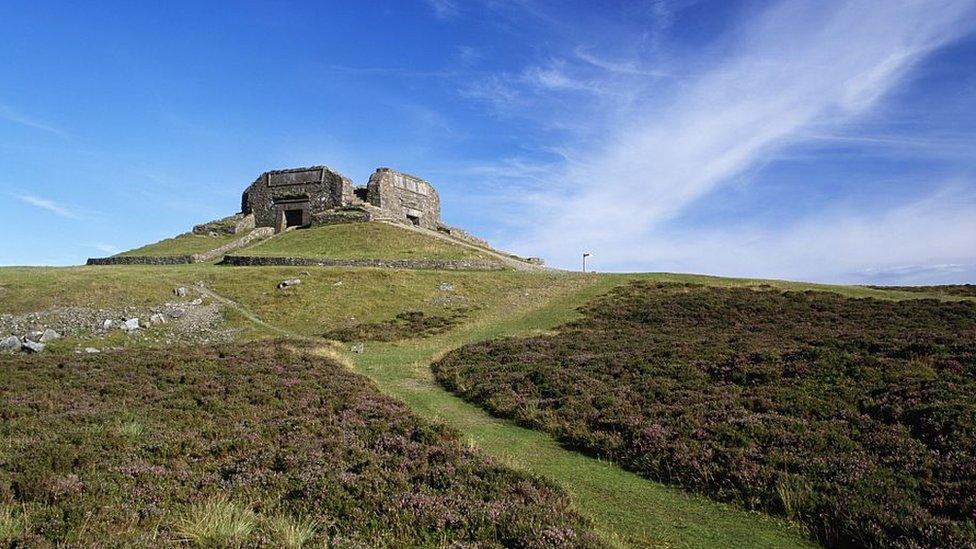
[241,222,499,262]
[432,281,976,547]
[117,231,246,257]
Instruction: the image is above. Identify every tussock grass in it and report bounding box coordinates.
[0,506,25,543]
[176,497,256,547]
[266,514,319,548]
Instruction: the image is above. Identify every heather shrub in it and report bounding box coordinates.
[0,341,600,547]
[322,308,472,342]
[433,282,976,548]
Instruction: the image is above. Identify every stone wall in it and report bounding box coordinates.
[241,166,352,230]
[221,255,504,271]
[366,168,441,229]
[192,213,255,235]
[87,227,274,266]
[87,256,195,265]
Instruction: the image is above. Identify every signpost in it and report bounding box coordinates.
[582,252,591,273]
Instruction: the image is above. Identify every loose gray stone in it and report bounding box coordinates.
[149,313,166,325]
[84,347,101,354]
[121,318,140,331]
[22,340,45,353]
[25,330,44,342]
[39,328,61,343]
[277,278,302,289]
[1,336,21,352]
[102,319,114,330]
[351,342,364,354]
[174,287,187,297]
[439,282,454,292]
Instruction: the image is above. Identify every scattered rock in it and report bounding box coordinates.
[24,330,44,342]
[351,342,364,354]
[173,287,187,297]
[149,313,167,325]
[439,282,454,292]
[84,347,101,354]
[39,328,61,343]
[22,340,45,353]
[333,281,343,286]
[121,318,140,331]
[1,336,21,352]
[277,278,302,290]
[102,319,114,330]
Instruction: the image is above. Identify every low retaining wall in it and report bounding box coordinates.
[86,255,194,265]
[87,227,275,266]
[220,255,505,271]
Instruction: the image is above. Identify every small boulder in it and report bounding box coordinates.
[22,340,45,353]
[39,329,61,343]
[0,336,21,352]
[149,313,166,325]
[277,278,302,290]
[350,342,364,354]
[24,330,44,342]
[173,287,187,297]
[438,282,454,292]
[84,347,101,354]
[121,318,140,331]
[102,319,114,330]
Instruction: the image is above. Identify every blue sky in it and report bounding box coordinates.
[1,0,975,284]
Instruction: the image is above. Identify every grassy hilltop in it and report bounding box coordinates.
[1,223,973,548]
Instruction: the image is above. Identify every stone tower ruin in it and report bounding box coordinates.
[241,165,442,233]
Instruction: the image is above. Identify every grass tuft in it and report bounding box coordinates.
[267,514,319,548]
[176,497,256,548]
[0,506,25,542]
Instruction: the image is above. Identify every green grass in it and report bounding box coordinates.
[117,231,245,257]
[242,222,495,261]
[338,275,817,548]
[2,264,971,547]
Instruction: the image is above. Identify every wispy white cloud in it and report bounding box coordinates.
[0,103,68,137]
[425,0,458,20]
[571,184,976,284]
[15,194,82,219]
[573,47,669,77]
[90,242,120,255]
[501,0,976,282]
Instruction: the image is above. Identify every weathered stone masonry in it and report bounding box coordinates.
[241,165,443,233]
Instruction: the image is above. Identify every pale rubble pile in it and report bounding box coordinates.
[0,287,237,354]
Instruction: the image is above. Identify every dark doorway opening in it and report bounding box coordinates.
[406,214,420,226]
[353,187,369,201]
[284,209,304,228]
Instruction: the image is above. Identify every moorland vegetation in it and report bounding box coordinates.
[0,341,599,547]
[433,281,976,547]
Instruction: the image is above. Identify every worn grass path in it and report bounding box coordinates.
[207,274,816,548]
